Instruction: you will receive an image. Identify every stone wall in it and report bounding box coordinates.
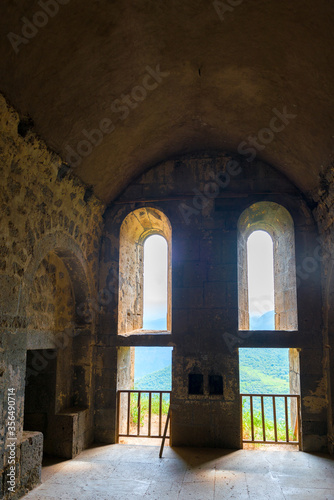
[313,163,334,453]
[0,94,104,498]
[98,152,326,451]
[1,85,333,498]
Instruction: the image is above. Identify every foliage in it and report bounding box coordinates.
[240,348,291,422]
[240,348,289,393]
[241,397,297,442]
[130,392,170,426]
[135,365,171,391]
[132,347,293,436]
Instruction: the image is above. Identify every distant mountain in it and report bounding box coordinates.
[134,348,289,398]
[135,365,171,391]
[134,347,172,380]
[250,310,275,330]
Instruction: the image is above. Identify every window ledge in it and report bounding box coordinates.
[119,329,171,337]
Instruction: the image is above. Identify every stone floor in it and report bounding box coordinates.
[23,444,334,499]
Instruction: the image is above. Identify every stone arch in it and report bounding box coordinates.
[21,231,93,326]
[118,207,172,334]
[237,201,298,331]
[21,232,95,458]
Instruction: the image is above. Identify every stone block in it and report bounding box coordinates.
[20,431,43,487]
[182,261,207,287]
[221,236,238,264]
[46,409,90,459]
[173,234,200,261]
[207,264,237,282]
[200,236,221,264]
[173,287,203,309]
[171,400,240,449]
[204,282,227,308]
[0,275,21,316]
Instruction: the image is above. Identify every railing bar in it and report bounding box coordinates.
[240,395,244,443]
[285,396,289,443]
[118,390,179,441]
[273,396,277,443]
[119,434,170,438]
[242,440,298,445]
[261,396,266,442]
[240,393,297,397]
[159,393,162,437]
[297,395,301,446]
[116,390,121,443]
[118,390,172,394]
[239,392,302,447]
[127,392,130,436]
[250,396,254,442]
[137,392,141,436]
[148,393,152,437]
[159,406,171,458]
[240,395,243,445]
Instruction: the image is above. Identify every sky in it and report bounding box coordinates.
[247,230,275,318]
[143,234,168,328]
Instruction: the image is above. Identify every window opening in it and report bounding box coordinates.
[118,347,172,445]
[143,235,168,330]
[239,347,300,450]
[247,230,275,330]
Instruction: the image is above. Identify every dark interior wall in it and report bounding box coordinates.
[326,262,334,453]
[313,165,334,453]
[98,152,325,451]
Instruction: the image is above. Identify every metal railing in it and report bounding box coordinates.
[240,394,301,445]
[117,390,171,440]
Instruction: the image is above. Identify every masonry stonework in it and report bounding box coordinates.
[98,152,327,451]
[313,163,334,453]
[0,95,104,498]
[1,91,334,499]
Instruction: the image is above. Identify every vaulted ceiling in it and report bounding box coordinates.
[1,0,333,203]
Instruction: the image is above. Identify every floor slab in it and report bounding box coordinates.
[22,445,334,500]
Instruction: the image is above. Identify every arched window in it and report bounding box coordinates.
[247,230,275,330]
[143,235,168,330]
[238,202,298,331]
[118,208,172,334]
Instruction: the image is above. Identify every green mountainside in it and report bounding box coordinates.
[135,365,171,391]
[240,365,289,394]
[134,348,290,423]
[135,349,290,395]
[239,348,289,394]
